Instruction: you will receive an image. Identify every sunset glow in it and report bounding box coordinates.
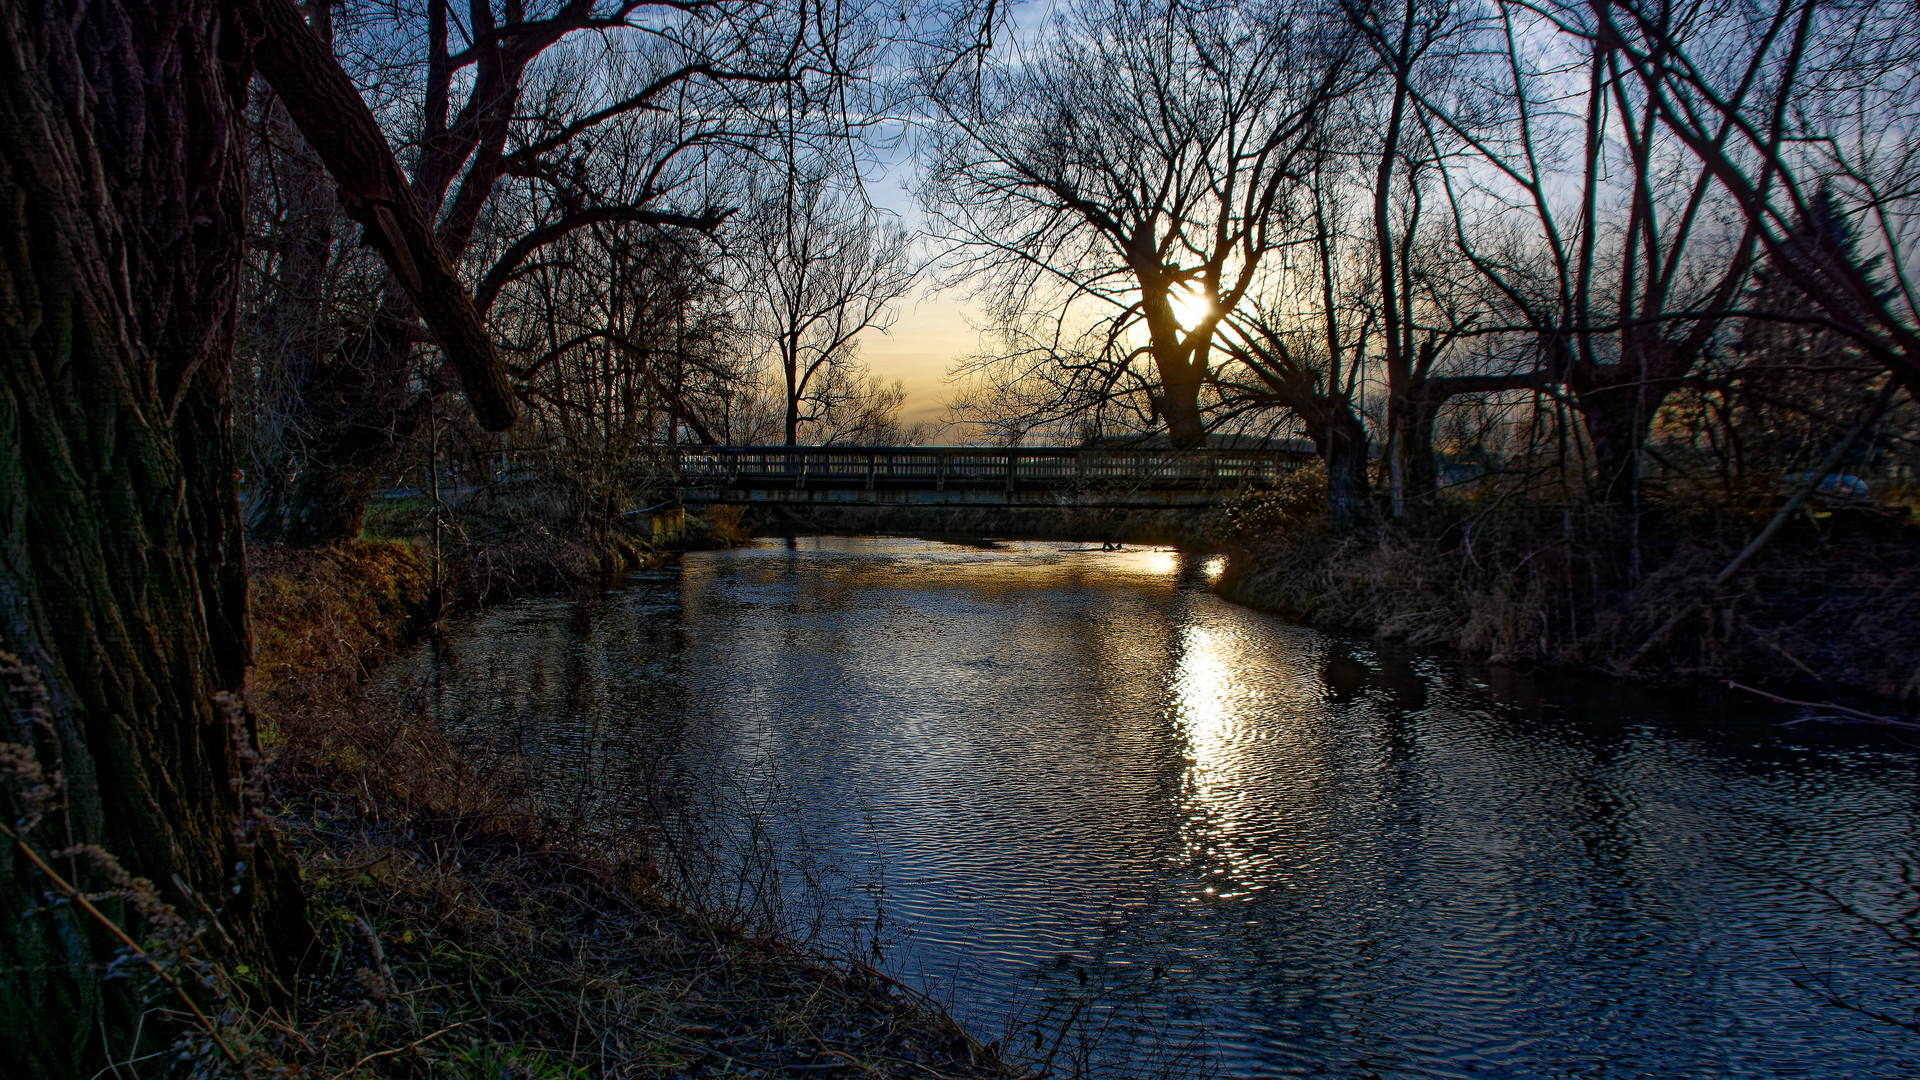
[1170,285,1214,332]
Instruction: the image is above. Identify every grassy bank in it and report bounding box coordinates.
[242,540,1015,1078]
[359,497,748,609]
[1215,472,1920,709]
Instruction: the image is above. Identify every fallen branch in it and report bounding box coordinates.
[1714,380,1901,586]
[1725,681,1920,731]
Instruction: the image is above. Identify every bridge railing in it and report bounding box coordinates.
[668,445,1315,491]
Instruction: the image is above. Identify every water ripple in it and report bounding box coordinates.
[376,537,1920,1078]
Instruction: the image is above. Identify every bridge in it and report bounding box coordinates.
[668,444,1317,508]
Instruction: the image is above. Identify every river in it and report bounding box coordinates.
[374,536,1920,1077]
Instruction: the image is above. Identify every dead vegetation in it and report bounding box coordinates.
[239,541,1016,1078]
[1217,469,1920,708]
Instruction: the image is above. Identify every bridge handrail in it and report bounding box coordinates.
[662,444,1316,488]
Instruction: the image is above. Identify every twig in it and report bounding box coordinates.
[1714,380,1900,586]
[346,1020,470,1069]
[0,824,242,1069]
[1725,681,1920,730]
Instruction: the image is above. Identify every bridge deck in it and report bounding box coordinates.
[670,445,1316,508]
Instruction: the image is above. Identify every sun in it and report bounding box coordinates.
[1169,285,1214,332]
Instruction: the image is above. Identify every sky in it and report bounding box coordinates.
[842,127,995,437]
[841,0,1065,439]
[860,285,981,431]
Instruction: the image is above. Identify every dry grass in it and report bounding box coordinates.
[246,542,1018,1078]
[1218,490,1920,707]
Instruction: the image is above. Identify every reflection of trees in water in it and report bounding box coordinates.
[383,538,1920,1076]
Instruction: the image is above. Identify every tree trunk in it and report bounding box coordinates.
[1571,362,1662,507]
[1400,396,1441,504]
[1389,372,1545,510]
[786,350,803,445]
[1576,388,1650,507]
[1309,405,1372,532]
[1157,360,1207,448]
[1386,389,1440,509]
[274,312,428,544]
[0,2,307,1074]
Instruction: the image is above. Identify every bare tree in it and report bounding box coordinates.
[246,0,882,543]
[497,221,744,531]
[802,368,914,444]
[920,0,1359,447]
[737,155,918,444]
[1599,0,1920,402]
[1404,0,1784,516]
[1212,147,1377,528]
[1328,0,1541,510]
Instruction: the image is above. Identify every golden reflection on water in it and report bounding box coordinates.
[1140,549,1179,576]
[1164,601,1332,901]
[1171,621,1263,898]
[680,538,1343,905]
[1174,625,1237,769]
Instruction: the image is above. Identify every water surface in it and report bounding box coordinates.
[377,537,1920,1077]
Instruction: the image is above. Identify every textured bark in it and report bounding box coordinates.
[1313,406,1372,532]
[1386,399,1438,506]
[0,2,306,1074]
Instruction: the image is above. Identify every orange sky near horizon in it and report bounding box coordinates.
[855,286,980,434]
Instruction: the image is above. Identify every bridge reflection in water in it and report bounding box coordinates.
[378,538,1920,1077]
[670,444,1317,508]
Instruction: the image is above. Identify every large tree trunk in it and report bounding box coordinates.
[274,306,427,543]
[1305,404,1372,533]
[1147,334,1206,448]
[1570,348,1669,507]
[1157,370,1207,449]
[0,2,307,1074]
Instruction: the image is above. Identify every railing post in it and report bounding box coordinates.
[1005,450,1018,494]
[867,451,877,491]
[937,451,947,492]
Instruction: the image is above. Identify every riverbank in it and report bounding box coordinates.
[718,489,1919,711]
[359,495,748,608]
[1217,504,1920,710]
[243,539,1016,1077]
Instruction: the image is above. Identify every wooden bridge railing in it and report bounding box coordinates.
[667,444,1316,492]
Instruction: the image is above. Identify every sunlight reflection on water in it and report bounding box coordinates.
[377,536,1920,1078]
